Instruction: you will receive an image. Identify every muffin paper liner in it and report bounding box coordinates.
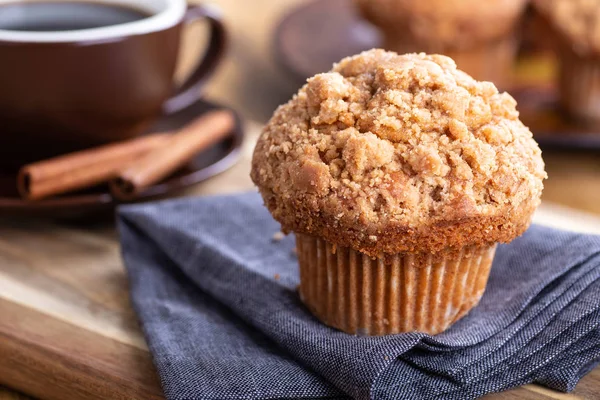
[382,34,517,88]
[558,48,600,124]
[296,233,497,336]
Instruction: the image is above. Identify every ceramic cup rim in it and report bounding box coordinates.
[0,0,186,43]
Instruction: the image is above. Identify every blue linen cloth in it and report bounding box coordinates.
[118,192,600,399]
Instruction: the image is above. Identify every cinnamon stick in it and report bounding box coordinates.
[18,134,170,201]
[110,110,235,201]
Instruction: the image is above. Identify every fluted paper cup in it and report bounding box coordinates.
[557,47,600,124]
[382,33,518,88]
[296,233,497,336]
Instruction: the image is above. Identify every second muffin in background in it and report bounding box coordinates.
[251,50,546,336]
[355,0,528,88]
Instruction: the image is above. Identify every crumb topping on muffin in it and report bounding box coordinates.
[251,50,546,256]
[534,0,600,56]
[355,0,527,49]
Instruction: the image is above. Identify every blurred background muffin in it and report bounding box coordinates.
[533,0,600,124]
[354,0,529,87]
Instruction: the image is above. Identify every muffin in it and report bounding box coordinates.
[533,0,600,124]
[354,0,528,88]
[251,50,546,335]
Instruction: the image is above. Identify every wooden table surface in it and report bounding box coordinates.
[2,0,600,399]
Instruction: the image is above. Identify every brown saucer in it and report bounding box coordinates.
[513,84,600,150]
[274,0,379,84]
[274,0,600,150]
[0,98,244,219]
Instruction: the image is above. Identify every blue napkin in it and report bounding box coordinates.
[118,192,600,400]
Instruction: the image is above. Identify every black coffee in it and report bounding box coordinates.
[0,2,152,32]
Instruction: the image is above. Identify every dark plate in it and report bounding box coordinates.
[512,84,600,150]
[274,0,379,83]
[0,98,244,219]
[273,0,600,150]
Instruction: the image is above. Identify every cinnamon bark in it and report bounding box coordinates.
[110,110,235,201]
[18,134,170,201]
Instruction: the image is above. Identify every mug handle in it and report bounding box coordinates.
[163,4,227,114]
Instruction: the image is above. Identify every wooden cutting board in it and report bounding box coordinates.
[1,122,600,400]
[0,123,261,400]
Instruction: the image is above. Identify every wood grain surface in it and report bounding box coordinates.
[1,1,600,399]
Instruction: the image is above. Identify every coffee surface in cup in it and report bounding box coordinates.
[0,2,151,31]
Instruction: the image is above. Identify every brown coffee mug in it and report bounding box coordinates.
[0,0,227,170]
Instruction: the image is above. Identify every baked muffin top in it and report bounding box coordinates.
[251,50,546,256]
[355,0,527,49]
[534,0,600,56]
